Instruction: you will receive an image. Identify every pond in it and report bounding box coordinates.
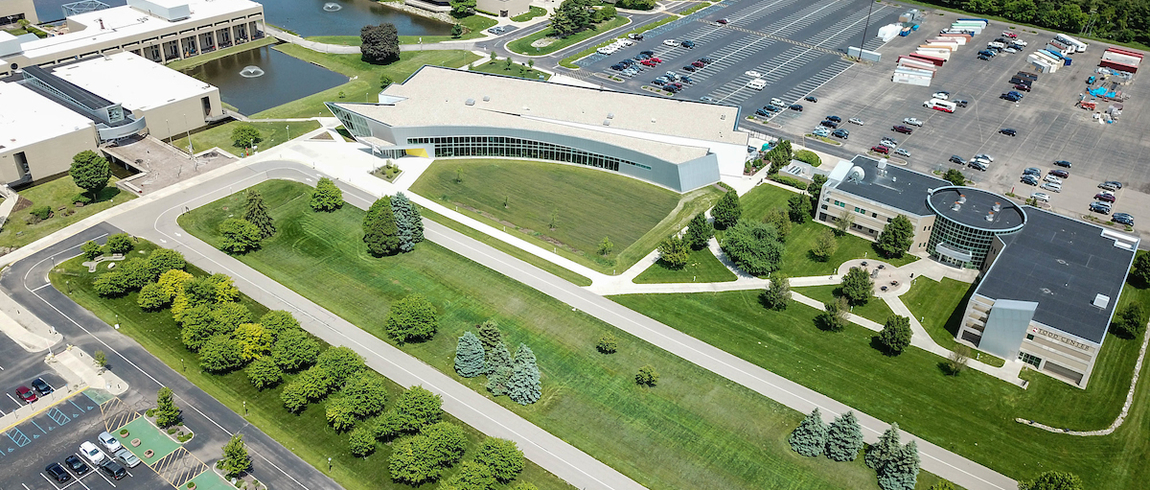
[181,44,348,115]
[34,0,452,37]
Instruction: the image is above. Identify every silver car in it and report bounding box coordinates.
[1041,182,1062,193]
[894,148,911,158]
[848,117,864,126]
[114,448,141,468]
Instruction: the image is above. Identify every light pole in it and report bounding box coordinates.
[856,0,876,61]
[328,457,332,471]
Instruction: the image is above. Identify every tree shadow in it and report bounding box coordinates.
[92,185,125,204]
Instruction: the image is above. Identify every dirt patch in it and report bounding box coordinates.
[453,202,581,255]
[12,195,32,212]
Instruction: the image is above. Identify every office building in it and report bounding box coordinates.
[0,81,98,184]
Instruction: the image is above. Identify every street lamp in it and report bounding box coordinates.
[856,0,876,61]
[328,457,332,471]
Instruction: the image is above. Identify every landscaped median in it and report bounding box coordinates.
[174,179,956,490]
[507,16,629,56]
[559,14,677,68]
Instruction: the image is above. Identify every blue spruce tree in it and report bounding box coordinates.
[788,408,829,457]
[877,441,920,490]
[866,423,901,470]
[454,331,486,378]
[391,194,415,252]
[506,344,541,405]
[825,410,864,461]
[485,341,513,396]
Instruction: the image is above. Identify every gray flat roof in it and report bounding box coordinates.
[22,65,114,110]
[977,207,1137,343]
[928,187,1025,231]
[833,155,949,216]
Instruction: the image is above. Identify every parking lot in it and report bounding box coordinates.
[770,10,1150,236]
[0,337,68,419]
[577,0,901,113]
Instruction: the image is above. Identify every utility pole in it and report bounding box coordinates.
[856,0,876,61]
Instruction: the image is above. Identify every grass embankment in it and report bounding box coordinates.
[739,184,917,277]
[611,272,1150,489]
[507,16,629,56]
[409,159,722,275]
[470,60,551,80]
[307,14,497,46]
[901,277,1005,367]
[176,179,950,490]
[792,285,897,326]
[165,38,277,71]
[49,242,569,490]
[559,14,679,68]
[678,2,712,16]
[171,121,321,157]
[632,248,735,284]
[511,6,548,22]
[0,177,134,249]
[254,45,480,119]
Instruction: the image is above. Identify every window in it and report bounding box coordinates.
[1026,334,1035,340]
[871,213,877,218]
[404,135,644,171]
[854,207,867,215]
[1019,352,1042,368]
[821,204,828,210]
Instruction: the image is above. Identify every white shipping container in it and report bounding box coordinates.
[921,43,957,52]
[1102,51,1141,66]
[930,37,966,46]
[895,67,935,77]
[926,39,961,47]
[952,26,984,34]
[898,59,937,71]
[892,74,933,86]
[916,49,952,61]
[1033,50,1060,65]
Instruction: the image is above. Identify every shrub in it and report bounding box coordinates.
[635,364,658,386]
[29,205,52,220]
[596,333,618,354]
[769,174,808,190]
[794,149,822,166]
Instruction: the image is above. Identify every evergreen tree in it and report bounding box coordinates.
[487,365,512,396]
[761,274,791,310]
[787,193,812,224]
[684,211,713,250]
[454,331,486,378]
[220,434,252,478]
[841,266,874,306]
[475,320,502,353]
[711,190,742,229]
[876,215,915,259]
[879,316,913,355]
[393,200,415,253]
[486,340,512,374]
[363,197,400,256]
[244,189,275,238]
[877,441,920,490]
[788,408,828,457]
[1131,252,1150,287]
[506,344,541,405]
[310,177,344,212]
[866,423,902,470]
[824,411,864,462]
[391,192,423,251]
[154,387,181,428]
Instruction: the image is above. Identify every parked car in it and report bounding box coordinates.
[812,127,831,137]
[848,117,864,126]
[871,145,891,155]
[1021,175,1039,186]
[65,455,90,475]
[1004,47,1019,54]
[98,431,123,453]
[1014,84,1031,92]
[628,33,644,40]
[1001,93,1022,102]
[692,60,705,68]
[16,385,37,403]
[698,56,714,63]
[978,49,996,57]
[1023,167,1041,176]
[114,448,141,468]
[662,39,679,47]
[99,460,127,480]
[954,99,969,108]
[1112,213,1135,226]
[1041,182,1062,193]
[977,54,991,61]
[764,104,782,112]
[892,125,913,134]
[699,96,716,103]
[1043,174,1062,184]
[681,40,695,48]
[948,155,966,164]
[826,115,842,123]
[716,18,729,24]
[641,59,657,67]
[45,462,71,483]
[80,441,105,464]
[682,65,697,72]
[999,128,1017,136]
[819,120,838,128]
[1030,192,1050,203]
[1090,202,1112,214]
[789,104,803,111]
[650,57,664,63]
[894,148,911,158]
[969,161,988,171]
[640,50,654,56]
[745,70,762,78]
[832,128,849,139]
[1049,169,1069,178]
[755,108,772,117]
[932,91,950,100]
[805,95,819,102]
[1100,180,1123,190]
[903,117,923,127]
[680,76,694,84]
[880,137,899,147]
[1053,160,1072,168]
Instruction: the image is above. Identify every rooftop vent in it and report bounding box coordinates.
[603,120,611,126]
[985,211,995,222]
[482,95,490,102]
[958,194,967,204]
[1041,287,1053,295]
[877,159,887,169]
[1056,259,1068,265]
[465,99,475,106]
[951,203,962,212]
[993,202,1001,212]
[607,113,614,119]
[1092,294,1111,309]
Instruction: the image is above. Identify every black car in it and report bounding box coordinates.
[755,108,771,117]
[680,76,694,84]
[832,128,849,139]
[764,104,781,112]
[640,50,654,56]
[789,104,803,111]
[1090,202,1112,215]
[1021,175,1039,186]
[820,120,838,128]
[1112,213,1135,226]
[978,49,996,57]
[65,455,90,475]
[954,100,969,108]
[999,128,1017,136]
[949,155,966,164]
[977,54,991,61]
[1053,160,1072,168]
[698,57,714,63]
[31,378,52,395]
[682,65,696,72]
[681,40,695,48]
[45,463,71,483]
[969,161,988,171]
[805,95,819,102]
[1001,93,1021,102]
[100,460,127,480]
[1049,169,1069,178]
[611,64,625,71]
[826,115,841,123]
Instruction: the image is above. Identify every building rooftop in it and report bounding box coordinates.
[50,51,216,111]
[977,207,1138,343]
[927,187,1026,231]
[831,155,949,216]
[339,66,746,164]
[16,0,262,61]
[22,65,114,110]
[0,81,94,151]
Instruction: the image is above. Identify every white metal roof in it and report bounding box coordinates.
[50,51,217,111]
[0,82,94,151]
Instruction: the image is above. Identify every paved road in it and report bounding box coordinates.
[104,163,646,490]
[102,160,1015,490]
[0,223,340,490]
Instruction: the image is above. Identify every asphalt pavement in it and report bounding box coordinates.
[0,225,339,490]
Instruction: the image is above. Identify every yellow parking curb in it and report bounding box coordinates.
[0,387,88,434]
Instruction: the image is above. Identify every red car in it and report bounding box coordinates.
[640,59,657,67]
[871,145,891,155]
[1002,31,1017,38]
[650,57,663,63]
[1049,169,1069,178]
[692,60,705,68]
[892,125,913,134]
[1014,84,1031,92]
[16,386,37,403]
[1095,193,1117,203]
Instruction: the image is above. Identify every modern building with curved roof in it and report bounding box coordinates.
[925,186,1026,269]
[325,66,750,193]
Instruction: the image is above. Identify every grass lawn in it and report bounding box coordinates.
[49,242,569,490]
[165,38,277,71]
[0,177,134,249]
[254,45,480,119]
[307,14,497,46]
[738,184,917,276]
[470,60,551,80]
[679,2,712,16]
[901,277,1005,367]
[418,206,591,286]
[611,275,1150,489]
[511,6,548,22]
[507,16,629,56]
[171,121,321,157]
[409,159,723,274]
[175,179,935,490]
[792,285,896,326]
[632,248,735,284]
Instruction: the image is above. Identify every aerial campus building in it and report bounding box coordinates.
[325,66,750,193]
[0,0,265,77]
[819,155,1139,387]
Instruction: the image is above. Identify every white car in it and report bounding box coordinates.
[1041,182,1062,193]
[745,70,762,78]
[1043,174,1062,184]
[812,127,831,137]
[619,39,634,47]
[903,117,924,127]
[80,441,106,464]
[1030,192,1050,202]
[894,148,911,157]
[98,431,122,453]
[1014,39,1028,46]
[973,153,995,162]
[848,117,864,126]
[932,91,950,100]
[662,39,679,47]
[597,46,616,55]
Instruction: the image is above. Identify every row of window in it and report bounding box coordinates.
[1019,352,1042,368]
[406,136,652,171]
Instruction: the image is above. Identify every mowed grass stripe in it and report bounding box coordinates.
[178,180,920,490]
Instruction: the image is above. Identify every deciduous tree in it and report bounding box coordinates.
[836,209,854,236]
[635,364,659,386]
[230,124,261,148]
[807,174,828,211]
[199,334,245,372]
[596,333,618,354]
[763,207,791,242]
[824,411,863,461]
[1130,252,1150,287]
[245,356,283,390]
[363,197,400,256]
[380,386,443,436]
[454,331,486,378]
[761,274,791,310]
[244,189,275,238]
[1112,303,1145,339]
[657,234,690,269]
[943,168,966,187]
[811,228,838,262]
[360,23,400,64]
[220,434,252,478]
[258,310,299,337]
[272,328,321,372]
[787,193,812,224]
[70,150,111,200]
[145,248,186,280]
[817,297,850,331]
[840,266,874,305]
[597,236,614,256]
[945,345,971,376]
[721,221,784,276]
[439,461,496,490]
[311,177,344,212]
[712,190,742,229]
[877,215,914,259]
[475,437,525,482]
[1017,471,1083,490]
[105,233,134,254]
[389,435,438,483]
[879,315,913,355]
[449,0,476,16]
[218,218,262,254]
[234,322,274,361]
[684,211,713,250]
[82,240,102,260]
[158,269,194,302]
[348,424,377,456]
[386,294,438,342]
[137,283,169,311]
[788,408,828,457]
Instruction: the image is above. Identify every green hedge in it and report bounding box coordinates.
[769,175,808,190]
[794,149,821,167]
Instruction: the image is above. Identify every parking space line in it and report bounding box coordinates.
[47,406,72,426]
[7,427,32,447]
[69,398,88,413]
[7,392,21,405]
